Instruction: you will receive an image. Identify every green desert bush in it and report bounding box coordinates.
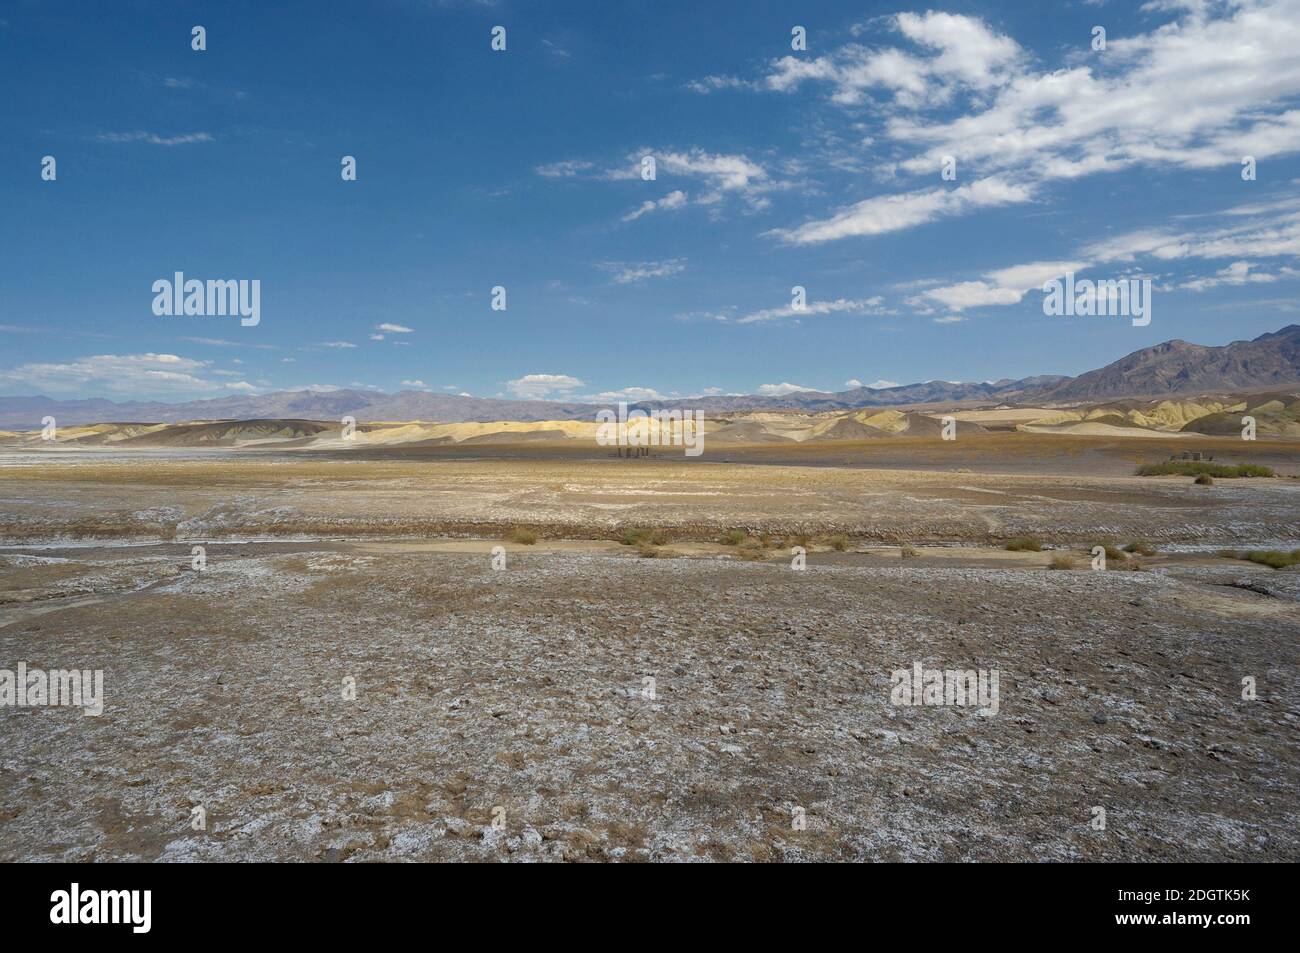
[1137,462,1274,478]
[719,529,748,546]
[1220,549,1300,569]
[1005,536,1044,552]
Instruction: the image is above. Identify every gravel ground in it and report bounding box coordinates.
[2,545,1297,862]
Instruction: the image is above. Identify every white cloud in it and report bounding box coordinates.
[580,386,666,402]
[771,176,1032,244]
[0,353,257,396]
[321,341,357,349]
[745,3,1300,242]
[506,373,585,399]
[757,382,819,396]
[845,378,863,388]
[866,379,902,388]
[762,11,1023,107]
[97,131,214,146]
[535,160,594,178]
[919,260,1086,311]
[734,296,886,325]
[178,336,276,350]
[376,323,413,333]
[401,379,428,389]
[1181,260,1284,291]
[623,190,688,222]
[684,75,752,94]
[599,259,687,283]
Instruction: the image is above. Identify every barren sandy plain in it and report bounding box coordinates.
[1,433,1298,861]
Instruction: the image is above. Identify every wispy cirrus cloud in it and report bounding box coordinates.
[97,131,214,146]
[734,296,887,325]
[770,176,1032,244]
[538,147,784,217]
[0,353,256,395]
[598,259,686,283]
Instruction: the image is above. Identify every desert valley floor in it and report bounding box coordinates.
[1,435,1298,861]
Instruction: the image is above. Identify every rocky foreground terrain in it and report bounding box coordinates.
[1,540,1297,862]
[1,450,1297,861]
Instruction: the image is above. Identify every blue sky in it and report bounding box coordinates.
[2,0,1299,404]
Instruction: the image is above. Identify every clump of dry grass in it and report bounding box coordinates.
[900,543,920,558]
[1094,541,1125,562]
[1048,552,1076,570]
[506,528,537,545]
[827,534,849,552]
[719,529,748,546]
[1124,540,1157,556]
[621,527,669,546]
[1005,536,1043,552]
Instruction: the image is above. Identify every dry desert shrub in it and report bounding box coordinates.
[1005,536,1044,552]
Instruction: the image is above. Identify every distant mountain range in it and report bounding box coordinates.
[2,325,1298,428]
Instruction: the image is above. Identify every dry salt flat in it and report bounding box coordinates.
[2,545,1297,862]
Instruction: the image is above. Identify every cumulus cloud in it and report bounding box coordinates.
[757,382,819,396]
[506,373,584,399]
[764,11,1023,107]
[726,3,1300,243]
[376,323,413,333]
[918,260,1086,311]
